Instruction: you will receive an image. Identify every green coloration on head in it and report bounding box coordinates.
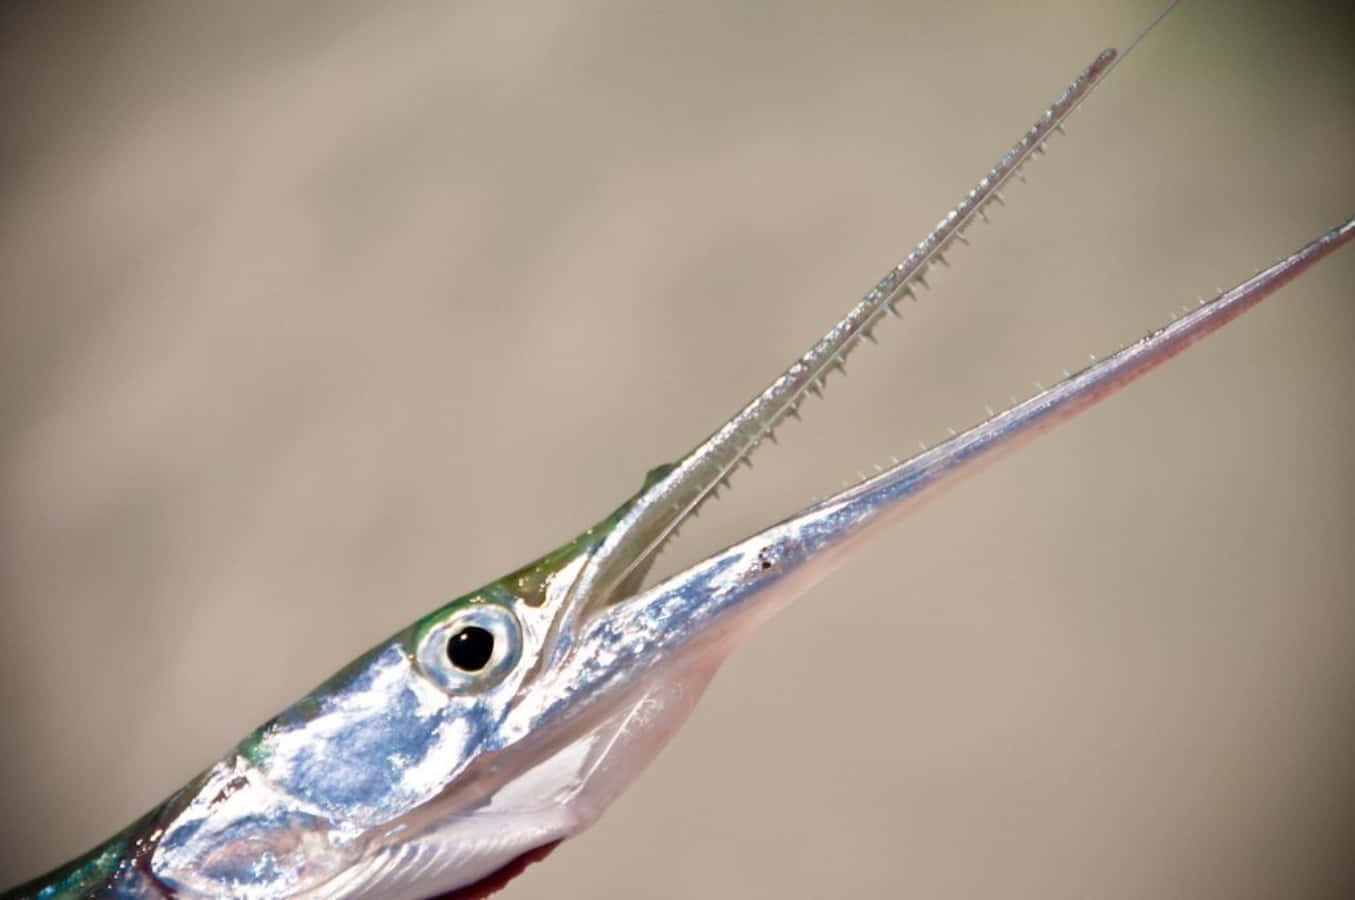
[408,462,680,639]
[32,837,126,899]
[405,585,519,654]
[491,462,677,608]
[237,727,271,767]
[3,807,162,899]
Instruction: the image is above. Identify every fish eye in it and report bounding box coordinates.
[447,625,495,671]
[416,603,521,693]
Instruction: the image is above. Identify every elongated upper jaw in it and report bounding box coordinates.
[541,48,1120,645]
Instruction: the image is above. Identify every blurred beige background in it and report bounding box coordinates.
[2,1,1353,897]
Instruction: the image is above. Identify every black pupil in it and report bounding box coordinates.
[446,626,496,672]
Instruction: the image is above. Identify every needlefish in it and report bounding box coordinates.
[5,23,1352,900]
